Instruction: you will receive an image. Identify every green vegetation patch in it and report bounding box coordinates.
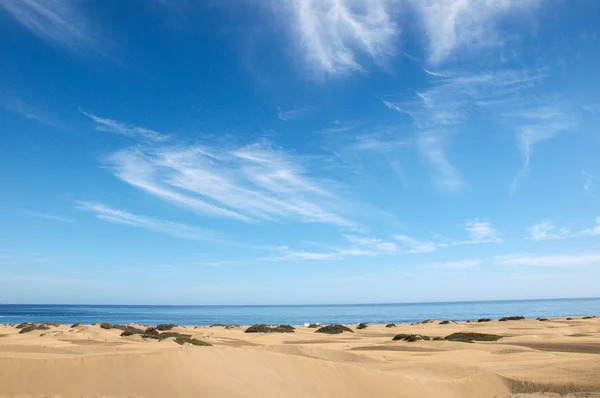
[314,324,354,334]
[356,322,368,329]
[71,322,83,328]
[439,320,456,325]
[245,324,296,333]
[444,332,503,343]
[156,324,177,331]
[477,318,492,323]
[174,336,211,346]
[499,316,525,322]
[385,323,397,328]
[393,334,430,342]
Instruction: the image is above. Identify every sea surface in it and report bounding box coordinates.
[1,298,599,326]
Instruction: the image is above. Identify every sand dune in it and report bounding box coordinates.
[1,318,599,398]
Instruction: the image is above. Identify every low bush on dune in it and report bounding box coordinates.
[99,322,113,329]
[421,319,435,324]
[244,324,296,333]
[537,318,549,321]
[225,324,240,329]
[210,323,225,328]
[156,324,177,331]
[71,322,83,328]
[439,320,456,325]
[19,325,39,334]
[42,322,61,327]
[433,337,444,341]
[444,332,502,343]
[315,324,354,334]
[18,324,50,334]
[356,323,368,329]
[307,323,320,328]
[174,336,211,346]
[499,316,525,322]
[478,318,492,323]
[385,323,397,328]
[393,334,430,342]
[583,316,594,319]
[16,322,34,329]
[566,317,574,320]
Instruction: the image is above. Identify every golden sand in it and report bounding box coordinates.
[1,317,599,398]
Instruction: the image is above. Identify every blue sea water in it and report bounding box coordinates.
[1,298,599,326]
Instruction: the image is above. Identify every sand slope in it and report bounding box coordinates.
[1,317,599,398]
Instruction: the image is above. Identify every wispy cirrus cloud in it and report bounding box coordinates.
[395,219,501,253]
[527,222,563,241]
[510,104,574,192]
[105,142,354,227]
[282,0,398,76]
[22,211,74,223]
[426,260,480,269]
[582,170,596,197]
[412,0,540,64]
[497,252,600,268]
[277,105,316,121]
[383,68,574,192]
[383,69,542,190]
[394,235,437,253]
[77,202,225,243]
[80,110,170,142]
[2,0,106,53]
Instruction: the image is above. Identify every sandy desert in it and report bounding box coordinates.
[1,317,599,398]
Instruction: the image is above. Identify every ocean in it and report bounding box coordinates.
[1,298,599,326]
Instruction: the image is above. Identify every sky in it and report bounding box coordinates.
[1,0,599,305]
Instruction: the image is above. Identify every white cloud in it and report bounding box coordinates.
[497,252,600,268]
[582,170,596,197]
[77,202,224,243]
[464,219,501,243]
[284,0,398,76]
[2,0,104,52]
[527,222,562,241]
[427,260,480,269]
[105,143,353,227]
[344,235,397,253]
[277,105,316,121]
[22,211,73,223]
[81,110,170,142]
[413,0,540,64]
[393,235,437,254]
[580,217,600,236]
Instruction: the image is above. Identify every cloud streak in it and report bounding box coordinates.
[77,202,225,243]
[22,211,74,223]
[2,0,105,53]
[497,252,600,268]
[582,170,596,197]
[81,110,170,142]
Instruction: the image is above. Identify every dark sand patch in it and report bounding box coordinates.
[350,345,443,353]
[510,342,600,355]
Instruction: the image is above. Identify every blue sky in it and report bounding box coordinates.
[1,0,599,305]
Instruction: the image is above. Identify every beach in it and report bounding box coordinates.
[1,317,599,398]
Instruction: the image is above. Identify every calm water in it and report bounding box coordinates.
[1,298,599,326]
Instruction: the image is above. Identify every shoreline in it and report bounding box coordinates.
[1,314,597,328]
